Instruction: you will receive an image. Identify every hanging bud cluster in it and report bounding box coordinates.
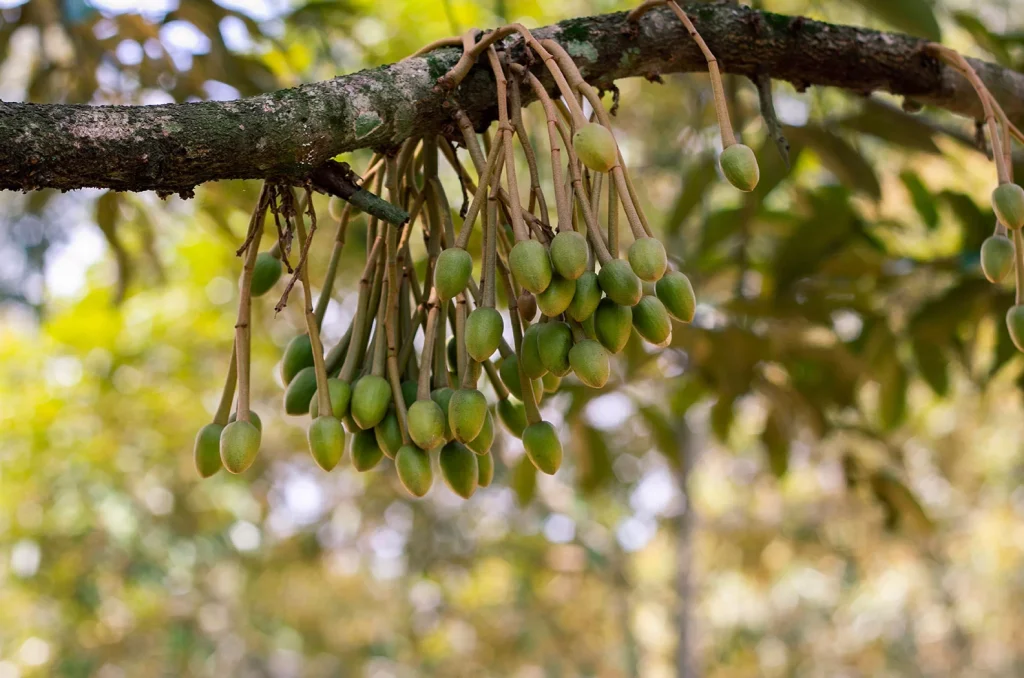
[191,7,780,499]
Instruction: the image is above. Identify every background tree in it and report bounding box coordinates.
[2,1,1024,677]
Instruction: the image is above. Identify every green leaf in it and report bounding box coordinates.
[953,12,1012,66]
[990,295,1018,379]
[670,379,706,417]
[25,189,54,215]
[698,207,745,253]
[95,191,120,235]
[870,469,935,535]
[573,421,613,493]
[911,338,949,397]
[909,278,992,340]
[510,455,537,505]
[877,357,909,431]
[839,99,941,154]
[761,409,790,478]
[710,395,735,443]
[749,137,801,202]
[772,186,858,289]
[900,171,939,230]
[664,153,716,235]
[638,405,682,468]
[784,125,881,200]
[288,0,358,28]
[852,0,941,41]
[940,190,992,252]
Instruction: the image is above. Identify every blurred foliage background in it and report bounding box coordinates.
[2,0,1024,676]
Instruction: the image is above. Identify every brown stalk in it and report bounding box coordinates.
[541,39,651,241]
[553,117,614,263]
[213,341,238,425]
[439,26,588,126]
[486,47,531,243]
[496,256,542,424]
[338,236,385,383]
[292,186,333,419]
[929,44,1008,183]
[509,73,549,222]
[416,290,442,400]
[454,109,488,175]
[233,183,271,424]
[454,137,504,249]
[512,64,572,233]
[384,154,412,443]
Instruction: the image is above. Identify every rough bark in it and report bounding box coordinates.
[0,4,1021,196]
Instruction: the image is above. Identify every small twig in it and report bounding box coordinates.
[235,187,272,258]
[416,291,442,400]
[753,72,790,167]
[274,188,318,314]
[454,108,488,175]
[484,164,500,308]
[309,159,410,226]
[455,293,469,386]
[608,178,619,259]
[408,35,463,57]
[590,171,603,222]
[268,189,293,273]
[544,111,613,262]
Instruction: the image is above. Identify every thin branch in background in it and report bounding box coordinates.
[753,72,790,167]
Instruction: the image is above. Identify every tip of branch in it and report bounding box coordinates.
[309,160,410,227]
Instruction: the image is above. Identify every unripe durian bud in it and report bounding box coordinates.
[523,421,562,475]
[993,183,1024,230]
[434,247,473,301]
[396,445,433,497]
[981,234,1014,283]
[719,144,760,192]
[572,123,618,173]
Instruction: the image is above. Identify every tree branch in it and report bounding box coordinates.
[1,4,1022,196]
